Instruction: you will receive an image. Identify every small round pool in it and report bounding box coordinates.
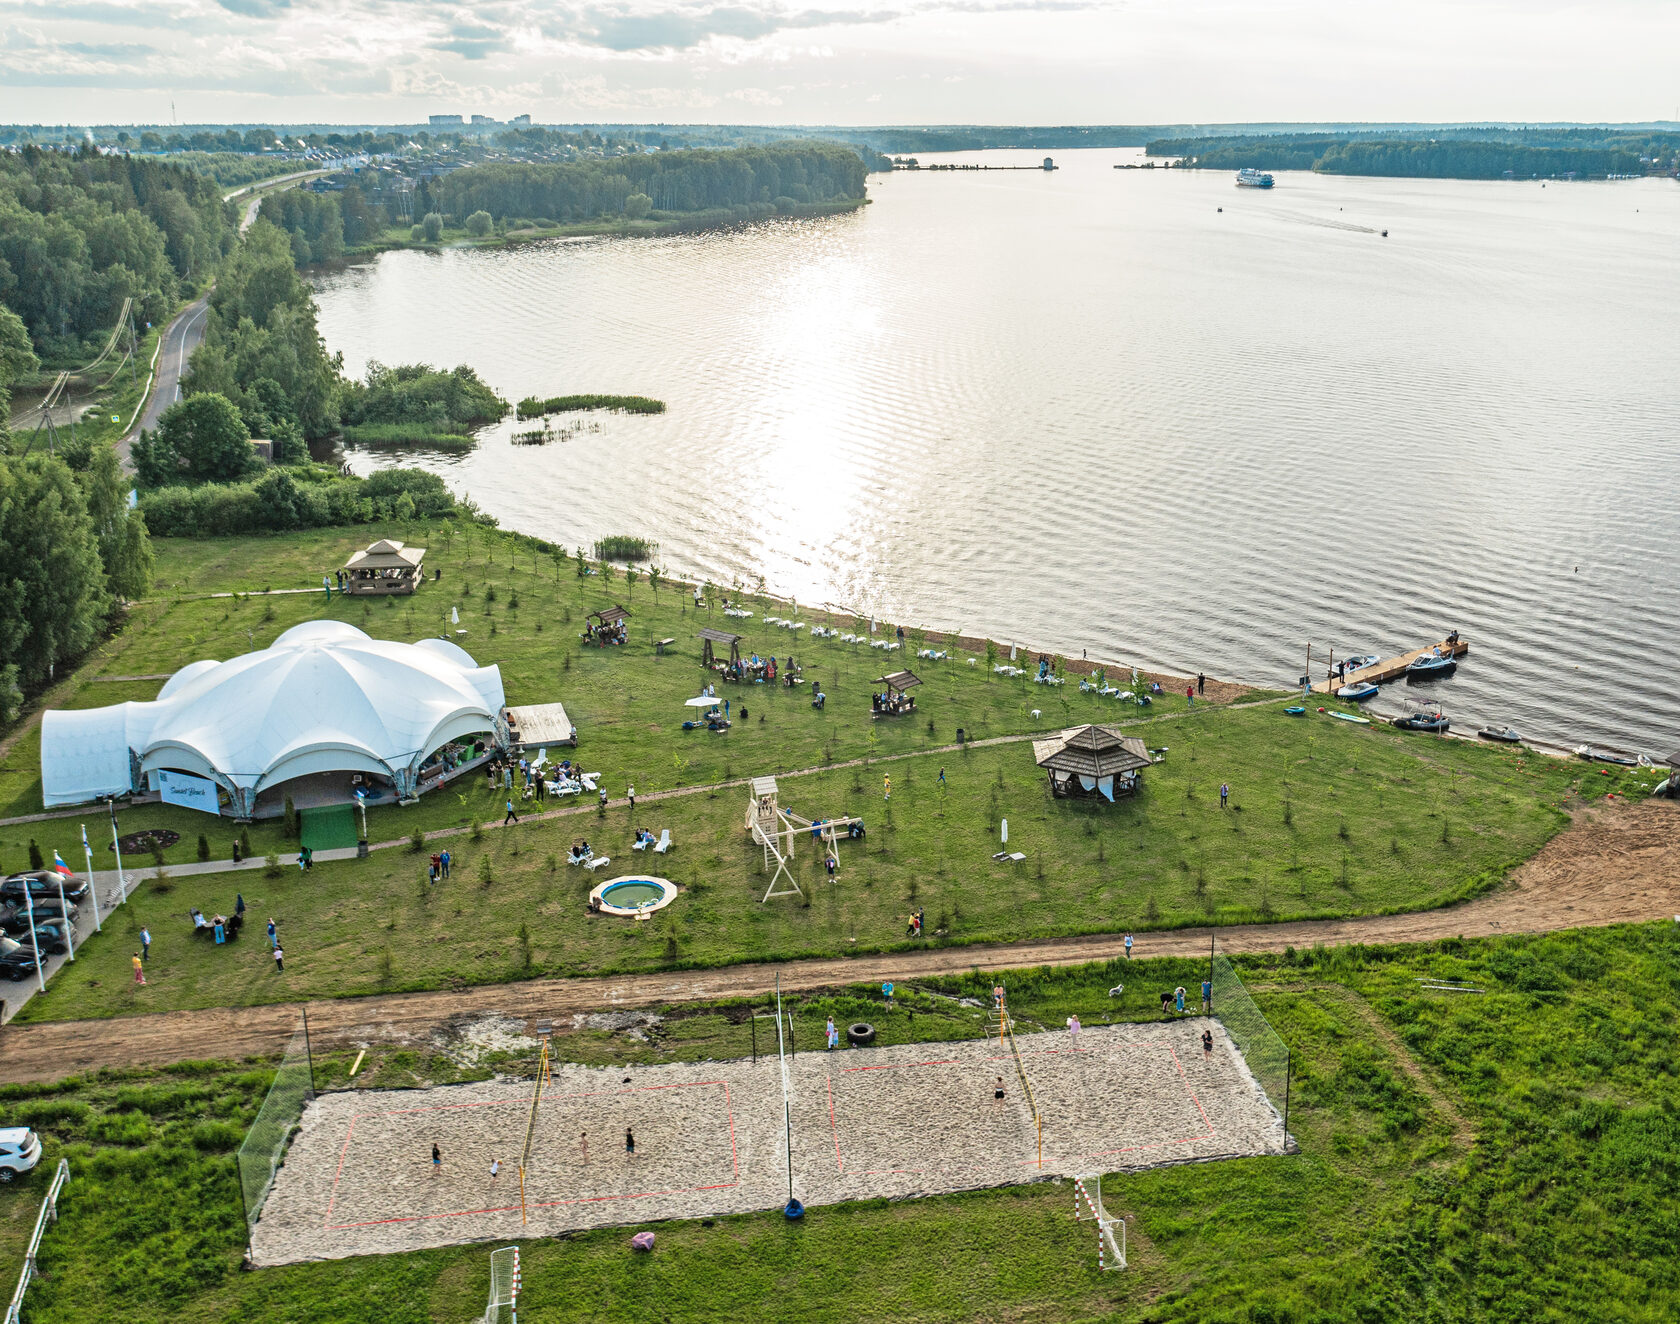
[591,875,678,917]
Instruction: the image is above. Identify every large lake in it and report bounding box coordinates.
[312,149,1680,754]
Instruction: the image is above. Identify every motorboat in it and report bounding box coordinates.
[1574,745,1640,767]
[1477,727,1521,744]
[1407,650,1456,679]
[1341,654,1381,673]
[1393,712,1449,733]
[1339,680,1380,702]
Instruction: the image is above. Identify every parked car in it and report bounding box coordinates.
[0,900,75,935]
[13,922,70,957]
[0,943,39,981]
[0,872,89,906]
[0,1127,43,1182]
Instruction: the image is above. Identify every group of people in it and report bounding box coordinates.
[872,689,915,715]
[582,620,628,646]
[713,653,801,685]
[426,850,454,884]
[188,898,244,944]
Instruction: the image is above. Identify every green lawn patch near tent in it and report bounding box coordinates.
[299,806,359,852]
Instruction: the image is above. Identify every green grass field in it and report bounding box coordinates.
[3,925,1677,1323]
[6,522,1653,1023]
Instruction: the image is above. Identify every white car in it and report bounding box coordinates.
[0,1127,42,1182]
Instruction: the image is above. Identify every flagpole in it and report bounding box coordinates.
[108,799,127,905]
[81,826,101,933]
[22,884,43,994]
[54,864,74,962]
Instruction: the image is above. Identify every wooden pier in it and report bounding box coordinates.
[1311,638,1469,695]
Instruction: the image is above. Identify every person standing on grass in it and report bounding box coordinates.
[140,927,151,962]
[504,798,519,825]
[235,893,245,919]
[1202,1028,1214,1059]
[1124,933,1133,959]
[938,767,946,786]
[273,944,284,973]
[432,1143,441,1173]
[1186,684,1194,707]
[1202,979,1212,1014]
[598,787,608,810]
[132,953,146,985]
[627,785,635,810]
[1220,782,1229,809]
[827,1018,839,1050]
[440,849,451,879]
[883,773,891,801]
[266,918,277,949]
[625,1127,635,1157]
[1175,986,1186,1015]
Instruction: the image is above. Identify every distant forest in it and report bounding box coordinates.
[438,141,869,225]
[0,146,235,358]
[1147,129,1677,179]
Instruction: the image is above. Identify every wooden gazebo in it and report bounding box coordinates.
[584,605,630,646]
[1033,724,1151,802]
[343,539,425,595]
[699,627,743,669]
[873,670,921,716]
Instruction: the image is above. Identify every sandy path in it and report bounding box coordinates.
[1,798,1673,1083]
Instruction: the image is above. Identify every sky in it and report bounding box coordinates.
[3,0,1678,127]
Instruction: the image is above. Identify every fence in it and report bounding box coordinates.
[4,1159,71,1324]
[235,1013,315,1244]
[1208,953,1293,1148]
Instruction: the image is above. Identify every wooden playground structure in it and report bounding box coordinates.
[745,776,864,902]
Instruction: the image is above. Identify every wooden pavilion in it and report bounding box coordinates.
[699,627,743,669]
[342,539,426,595]
[1033,724,1151,802]
[584,605,630,646]
[873,670,921,716]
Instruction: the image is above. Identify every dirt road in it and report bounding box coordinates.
[1,798,1673,1084]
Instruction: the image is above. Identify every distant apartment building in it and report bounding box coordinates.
[429,114,464,127]
[509,114,532,127]
[471,115,497,126]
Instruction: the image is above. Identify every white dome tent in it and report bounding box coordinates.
[41,622,508,817]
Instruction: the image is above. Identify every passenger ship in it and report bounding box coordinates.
[1235,168,1275,188]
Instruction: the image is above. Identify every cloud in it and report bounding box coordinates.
[215,0,293,15]
[428,19,514,59]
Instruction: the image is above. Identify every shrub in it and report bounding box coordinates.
[196,834,209,862]
[465,209,493,236]
[422,212,444,242]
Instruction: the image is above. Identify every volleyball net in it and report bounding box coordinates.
[236,1016,314,1234]
[1208,954,1292,1146]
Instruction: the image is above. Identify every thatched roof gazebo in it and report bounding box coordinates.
[699,627,743,669]
[1033,724,1151,802]
[873,670,921,716]
[343,539,425,595]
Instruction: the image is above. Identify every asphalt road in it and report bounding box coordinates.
[116,292,210,467]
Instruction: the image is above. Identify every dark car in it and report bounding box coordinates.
[0,873,89,906]
[0,899,75,934]
[0,939,39,981]
[13,923,70,957]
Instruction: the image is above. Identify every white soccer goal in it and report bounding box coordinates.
[482,1245,520,1324]
[1073,1175,1126,1271]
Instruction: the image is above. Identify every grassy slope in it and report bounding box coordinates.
[11,524,1639,1022]
[4,925,1678,1322]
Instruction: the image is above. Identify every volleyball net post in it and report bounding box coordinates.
[518,1026,553,1226]
[997,989,1042,1169]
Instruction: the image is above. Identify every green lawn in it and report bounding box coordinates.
[4,524,1648,1023]
[18,693,1595,1022]
[5,925,1678,1322]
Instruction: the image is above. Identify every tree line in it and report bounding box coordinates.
[1148,132,1653,179]
[437,141,868,225]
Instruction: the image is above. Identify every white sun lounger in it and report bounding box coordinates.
[653,829,672,854]
[585,855,611,871]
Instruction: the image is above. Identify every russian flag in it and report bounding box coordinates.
[51,850,73,877]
